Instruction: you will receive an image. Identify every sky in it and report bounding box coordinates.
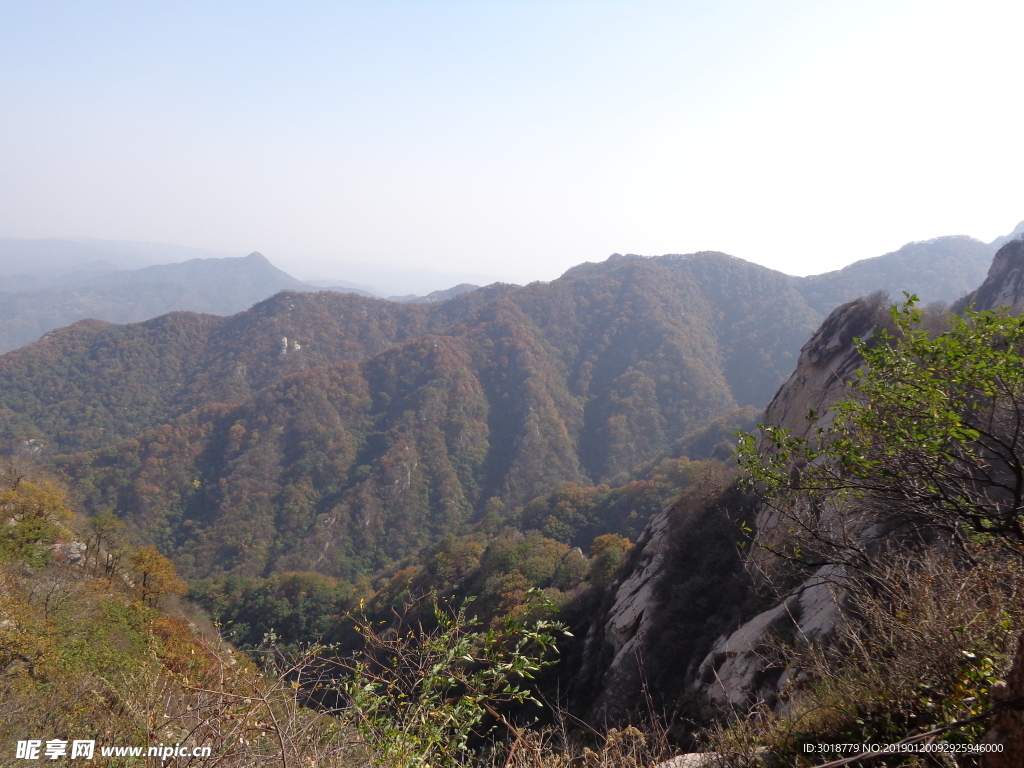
[2,0,1023,291]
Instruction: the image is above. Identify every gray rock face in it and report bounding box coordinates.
[691,298,885,713]
[761,295,882,439]
[579,506,674,722]
[567,299,885,724]
[958,239,1024,312]
[696,567,845,711]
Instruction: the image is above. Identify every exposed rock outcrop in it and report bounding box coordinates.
[958,238,1024,312]
[695,566,845,711]
[692,241,1024,715]
[689,297,885,710]
[569,298,886,725]
[573,233,1024,739]
[577,506,674,723]
[569,476,760,729]
[760,294,883,439]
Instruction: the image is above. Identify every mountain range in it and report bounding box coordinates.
[3,223,1024,756]
[0,229,1012,355]
[0,227,1011,583]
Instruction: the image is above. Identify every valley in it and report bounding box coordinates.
[2,232,1023,763]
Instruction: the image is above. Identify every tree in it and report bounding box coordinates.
[0,473,72,568]
[84,508,129,577]
[129,546,187,605]
[737,297,1024,580]
[589,533,633,586]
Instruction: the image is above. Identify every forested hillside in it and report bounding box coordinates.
[0,242,995,588]
[0,252,352,354]
[0,237,1014,762]
[0,253,816,578]
[796,234,993,314]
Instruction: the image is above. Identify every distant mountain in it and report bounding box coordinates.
[387,283,481,303]
[0,237,236,276]
[0,250,417,354]
[0,252,339,354]
[989,219,1024,251]
[0,239,500,353]
[302,279,377,297]
[296,264,504,299]
[795,235,995,314]
[0,232,997,356]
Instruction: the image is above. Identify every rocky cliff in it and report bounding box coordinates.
[958,238,1024,312]
[692,297,894,711]
[567,465,761,726]
[574,238,1024,728]
[569,297,882,722]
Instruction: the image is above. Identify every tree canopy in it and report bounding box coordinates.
[738,297,1024,577]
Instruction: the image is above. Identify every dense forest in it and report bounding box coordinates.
[1,253,817,583]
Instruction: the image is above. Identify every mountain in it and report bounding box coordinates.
[956,236,1024,311]
[0,252,820,579]
[298,264,504,300]
[0,235,1002,584]
[0,234,1002,580]
[0,251,366,354]
[0,233,1011,745]
[570,236,1024,727]
[0,232,995,358]
[0,236,237,276]
[794,234,994,314]
[302,279,377,297]
[387,283,481,303]
[988,219,1024,250]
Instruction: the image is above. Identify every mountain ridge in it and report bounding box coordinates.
[0,238,1007,584]
[7,251,819,579]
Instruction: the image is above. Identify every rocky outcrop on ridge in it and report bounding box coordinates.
[573,237,1024,733]
[690,238,1024,714]
[691,296,884,711]
[567,468,759,726]
[760,294,884,438]
[958,238,1024,313]
[576,506,676,722]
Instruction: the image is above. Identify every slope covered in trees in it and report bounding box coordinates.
[0,252,349,354]
[0,253,814,578]
[0,244,992,587]
[796,234,994,314]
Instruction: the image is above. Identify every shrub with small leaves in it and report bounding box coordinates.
[341,589,569,767]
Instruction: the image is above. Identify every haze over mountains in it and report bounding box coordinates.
[0,226,1017,355]
[0,243,479,353]
[0,222,1016,581]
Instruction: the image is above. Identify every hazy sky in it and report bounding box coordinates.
[2,0,1023,286]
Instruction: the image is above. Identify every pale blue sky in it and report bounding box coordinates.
[1,0,1022,286]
